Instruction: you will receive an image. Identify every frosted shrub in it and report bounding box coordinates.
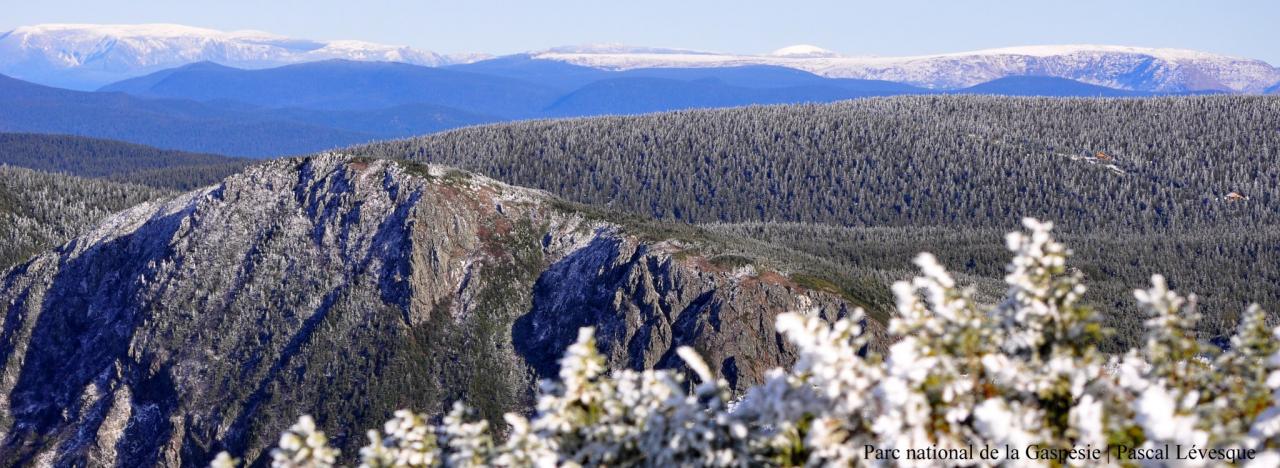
[219,218,1278,467]
[269,415,340,468]
[360,410,440,467]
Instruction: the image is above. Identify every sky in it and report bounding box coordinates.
[3,0,1278,64]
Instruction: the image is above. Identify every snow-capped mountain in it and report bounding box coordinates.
[0,24,481,89]
[543,44,717,55]
[533,44,1280,93]
[769,44,842,58]
[2,23,1276,94]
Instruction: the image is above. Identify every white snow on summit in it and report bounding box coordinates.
[770,44,841,58]
[2,23,1276,95]
[6,23,282,40]
[0,23,470,89]
[543,44,718,55]
[939,44,1240,61]
[533,43,1280,93]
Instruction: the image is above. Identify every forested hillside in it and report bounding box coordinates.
[0,133,250,189]
[0,155,879,464]
[230,218,1280,467]
[0,166,171,269]
[705,222,1279,348]
[354,95,1280,347]
[0,133,242,271]
[4,53,1229,157]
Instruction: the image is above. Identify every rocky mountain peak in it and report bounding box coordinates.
[0,154,875,465]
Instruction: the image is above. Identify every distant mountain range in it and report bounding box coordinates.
[0,57,1234,156]
[0,23,1276,156]
[3,24,1278,94]
[0,24,487,90]
[100,60,559,117]
[0,72,494,156]
[535,43,1280,94]
[104,58,933,118]
[954,76,1155,97]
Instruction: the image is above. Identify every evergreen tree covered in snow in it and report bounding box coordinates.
[223,219,1280,467]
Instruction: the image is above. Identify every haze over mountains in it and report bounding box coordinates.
[0,23,486,90]
[537,44,1280,93]
[99,60,562,117]
[1,22,1278,157]
[0,72,493,156]
[2,95,1278,464]
[4,24,1279,93]
[1,16,1279,465]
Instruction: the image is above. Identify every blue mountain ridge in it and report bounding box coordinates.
[952,76,1153,97]
[3,56,1213,157]
[100,59,560,118]
[0,72,494,156]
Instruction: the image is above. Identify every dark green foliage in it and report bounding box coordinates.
[0,133,250,190]
[706,223,1280,351]
[708,254,753,269]
[352,95,1280,348]
[318,216,548,451]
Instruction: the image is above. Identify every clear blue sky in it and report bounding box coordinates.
[4,0,1277,64]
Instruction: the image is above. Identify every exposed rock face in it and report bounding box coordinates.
[0,154,872,466]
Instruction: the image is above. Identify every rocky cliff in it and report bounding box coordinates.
[0,154,881,466]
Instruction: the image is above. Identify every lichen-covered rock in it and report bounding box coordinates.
[0,154,876,466]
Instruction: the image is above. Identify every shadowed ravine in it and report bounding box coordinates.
[0,154,879,466]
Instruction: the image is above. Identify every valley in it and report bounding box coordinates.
[0,13,1277,466]
[353,96,1280,349]
[1,94,1276,463]
[6,25,1278,157]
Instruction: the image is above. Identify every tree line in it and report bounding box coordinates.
[353,95,1280,348]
